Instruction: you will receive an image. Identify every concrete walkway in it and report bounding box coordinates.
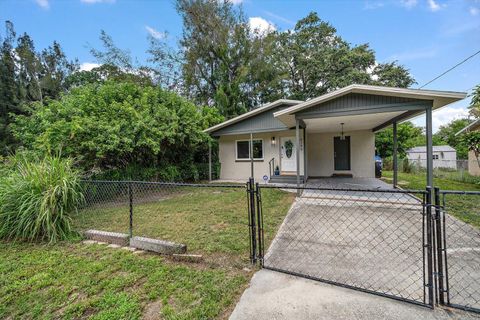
[230,269,480,320]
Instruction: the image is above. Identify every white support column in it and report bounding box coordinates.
[426,104,434,187]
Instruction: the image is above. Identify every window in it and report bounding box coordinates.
[236,139,263,160]
[433,154,439,160]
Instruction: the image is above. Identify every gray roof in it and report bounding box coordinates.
[407,145,456,153]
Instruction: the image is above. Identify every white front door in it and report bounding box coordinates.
[281,136,297,173]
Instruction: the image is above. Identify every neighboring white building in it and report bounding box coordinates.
[406,146,457,169]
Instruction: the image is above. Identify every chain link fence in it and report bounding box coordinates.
[382,159,480,185]
[436,189,480,312]
[75,180,253,266]
[257,184,432,306]
[73,178,480,313]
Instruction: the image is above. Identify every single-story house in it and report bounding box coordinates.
[205,84,466,187]
[456,118,480,176]
[406,146,457,169]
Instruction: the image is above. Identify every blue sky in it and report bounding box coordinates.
[1,0,479,132]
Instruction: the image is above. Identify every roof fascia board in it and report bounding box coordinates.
[204,99,302,134]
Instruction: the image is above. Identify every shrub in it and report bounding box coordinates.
[0,154,84,242]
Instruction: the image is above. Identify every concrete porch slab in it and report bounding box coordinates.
[229,269,479,320]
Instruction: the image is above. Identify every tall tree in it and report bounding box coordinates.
[264,12,416,101]
[90,30,133,71]
[176,0,251,118]
[39,41,78,100]
[0,21,20,154]
[0,21,78,155]
[15,33,43,103]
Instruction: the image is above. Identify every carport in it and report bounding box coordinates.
[272,85,467,188]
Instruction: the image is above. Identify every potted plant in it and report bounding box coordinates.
[274,165,280,176]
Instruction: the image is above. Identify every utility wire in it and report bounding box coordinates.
[419,49,480,89]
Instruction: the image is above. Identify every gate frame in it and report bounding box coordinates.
[434,188,480,314]
[253,183,435,308]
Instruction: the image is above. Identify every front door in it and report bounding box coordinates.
[281,137,297,173]
[334,136,351,170]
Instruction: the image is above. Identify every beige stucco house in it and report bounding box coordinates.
[456,118,480,176]
[206,84,466,187]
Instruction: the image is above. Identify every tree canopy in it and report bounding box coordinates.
[375,122,424,159]
[174,2,415,118]
[0,21,78,155]
[12,81,222,179]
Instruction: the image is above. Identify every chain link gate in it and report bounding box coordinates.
[249,183,435,308]
[434,188,480,313]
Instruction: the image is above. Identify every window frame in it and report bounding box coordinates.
[235,139,264,161]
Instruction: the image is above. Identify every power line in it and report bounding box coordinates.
[419,49,480,89]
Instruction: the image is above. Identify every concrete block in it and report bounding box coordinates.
[84,230,130,246]
[130,236,186,255]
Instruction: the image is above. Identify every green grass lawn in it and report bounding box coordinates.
[383,171,480,228]
[382,170,480,191]
[1,187,294,319]
[0,242,248,319]
[74,187,294,267]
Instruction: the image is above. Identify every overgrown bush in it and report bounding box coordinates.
[12,81,223,179]
[0,154,84,242]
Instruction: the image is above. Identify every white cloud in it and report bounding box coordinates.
[470,7,480,16]
[145,26,166,40]
[400,0,418,9]
[80,62,101,71]
[249,17,275,35]
[80,0,116,3]
[412,106,469,132]
[228,0,243,4]
[427,0,444,12]
[35,0,49,9]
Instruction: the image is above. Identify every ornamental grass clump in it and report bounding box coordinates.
[0,155,84,242]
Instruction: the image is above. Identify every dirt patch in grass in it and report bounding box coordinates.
[142,300,163,320]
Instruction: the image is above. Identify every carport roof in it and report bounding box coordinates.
[274,84,467,129]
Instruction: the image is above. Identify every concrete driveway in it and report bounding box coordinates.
[263,189,427,303]
[253,179,480,316]
[230,269,479,320]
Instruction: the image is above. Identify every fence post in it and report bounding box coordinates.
[247,178,257,264]
[434,187,445,305]
[426,186,435,307]
[128,181,133,239]
[255,182,264,266]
